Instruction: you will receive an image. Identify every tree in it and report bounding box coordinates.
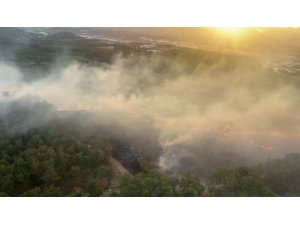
[41,159,59,184]
[102,141,112,162]
[22,185,63,197]
[87,151,101,168]
[68,187,87,197]
[85,180,103,197]
[13,157,30,187]
[42,185,63,197]
[143,176,160,196]
[119,175,145,196]
[167,176,179,196]
[0,174,15,195]
[68,165,81,178]
[208,167,274,197]
[118,173,204,197]
[27,134,44,149]
[22,187,43,197]
[262,153,300,195]
[94,166,114,187]
[178,175,205,197]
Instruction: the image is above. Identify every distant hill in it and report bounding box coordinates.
[20,27,300,54]
[49,31,81,40]
[0,27,34,44]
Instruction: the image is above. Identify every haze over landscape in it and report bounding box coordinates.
[1,27,300,196]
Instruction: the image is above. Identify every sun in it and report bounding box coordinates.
[211,27,249,50]
[218,27,244,36]
[215,27,248,42]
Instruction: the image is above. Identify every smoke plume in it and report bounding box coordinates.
[1,52,300,176]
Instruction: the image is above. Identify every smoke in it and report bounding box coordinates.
[1,52,300,176]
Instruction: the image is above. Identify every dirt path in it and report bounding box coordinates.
[110,158,129,176]
[103,158,130,196]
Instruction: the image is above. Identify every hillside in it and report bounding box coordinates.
[1,28,300,196]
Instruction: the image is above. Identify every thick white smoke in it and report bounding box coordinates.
[1,53,300,175]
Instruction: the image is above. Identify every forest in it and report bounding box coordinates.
[1,100,299,197]
[1,28,300,197]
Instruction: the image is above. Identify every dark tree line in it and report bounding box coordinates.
[0,103,299,197]
[0,120,114,197]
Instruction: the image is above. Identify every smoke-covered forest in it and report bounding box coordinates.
[1,28,300,196]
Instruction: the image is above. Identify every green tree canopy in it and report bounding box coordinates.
[208,167,274,197]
